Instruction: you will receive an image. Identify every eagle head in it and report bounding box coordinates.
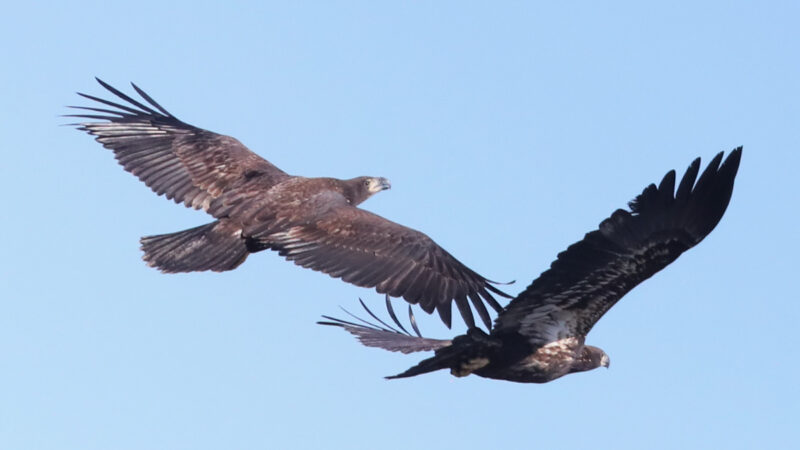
[569,345,610,374]
[366,177,391,194]
[600,352,610,369]
[346,176,391,205]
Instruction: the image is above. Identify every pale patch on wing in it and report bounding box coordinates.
[452,357,490,377]
[519,310,574,346]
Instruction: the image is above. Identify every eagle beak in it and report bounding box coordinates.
[365,177,391,194]
[601,354,610,369]
[375,177,391,191]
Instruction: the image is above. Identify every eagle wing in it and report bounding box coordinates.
[255,191,510,330]
[493,148,742,345]
[318,296,452,354]
[68,78,291,212]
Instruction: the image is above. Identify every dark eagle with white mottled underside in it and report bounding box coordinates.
[69,78,509,329]
[320,148,742,383]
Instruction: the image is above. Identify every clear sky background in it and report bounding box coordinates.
[1,2,798,449]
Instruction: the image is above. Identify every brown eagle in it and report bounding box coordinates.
[320,148,742,383]
[69,78,509,329]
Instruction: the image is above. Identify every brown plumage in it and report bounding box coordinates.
[321,149,742,383]
[69,78,509,329]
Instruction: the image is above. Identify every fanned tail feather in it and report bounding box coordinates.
[141,220,249,273]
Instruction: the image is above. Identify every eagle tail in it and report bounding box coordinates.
[385,352,456,379]
[140,220,249,273]
[387,328,501,380]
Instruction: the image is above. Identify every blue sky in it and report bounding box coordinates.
[1,1,798,449]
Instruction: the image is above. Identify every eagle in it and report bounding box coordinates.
[320,148,742,383]
[69,78,510,329]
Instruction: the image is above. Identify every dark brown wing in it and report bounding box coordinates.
[493,148,742,345]
[68,78,291,212]
[320,297,502,379]
[318,296,451,354]
[257,191,509,330]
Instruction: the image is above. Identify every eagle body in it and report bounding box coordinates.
[472,337,606,383]
[321,148,742,383]
[71,79,510,329]
[381,328,607,383]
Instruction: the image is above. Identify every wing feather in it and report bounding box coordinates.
[318,296,452,354]
[494,148,742,344]
[259,196,509,330]
[69,79,291,212]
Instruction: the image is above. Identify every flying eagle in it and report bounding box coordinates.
[320,148,742,383]
[69,78,509,329]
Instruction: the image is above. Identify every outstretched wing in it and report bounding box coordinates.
[68,78,291,212]
[318,296,451,354]
[494,148,742,345]
[262,193,510,330]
